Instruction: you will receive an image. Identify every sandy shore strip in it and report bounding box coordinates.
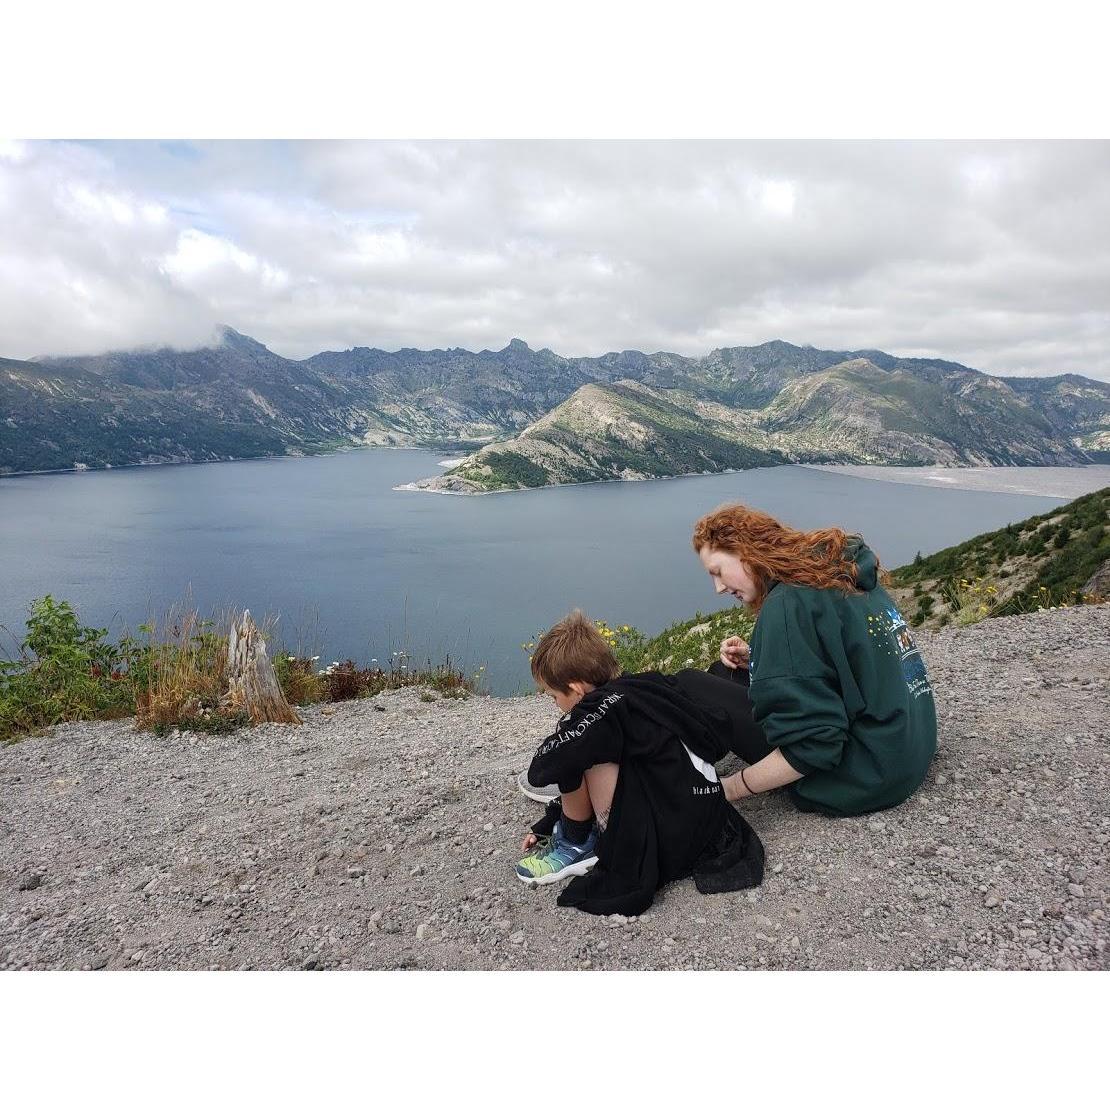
[801,464,1110,500]
[397,463,1110,499]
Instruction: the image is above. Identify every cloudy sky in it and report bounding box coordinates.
[2,139,1108,379]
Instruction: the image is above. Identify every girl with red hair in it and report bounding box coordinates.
[684,503,937,816]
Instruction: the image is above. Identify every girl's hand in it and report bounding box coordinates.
[720,635,751,670]
[520,832,538,853]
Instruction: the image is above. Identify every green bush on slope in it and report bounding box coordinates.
[630,607,755,672]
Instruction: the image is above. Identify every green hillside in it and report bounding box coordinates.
[421,357,1110,493]
[887,486,1110,626]
[631,607,756,672]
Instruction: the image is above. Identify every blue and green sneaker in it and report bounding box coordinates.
[516,821,599,886]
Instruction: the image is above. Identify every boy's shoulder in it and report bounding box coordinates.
[576,677,633,710]
[571,672,667,712]
[605,670,694,706]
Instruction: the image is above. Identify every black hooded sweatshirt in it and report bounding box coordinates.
[526,671,764,916]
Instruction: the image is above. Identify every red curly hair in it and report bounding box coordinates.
[692,503,880,613]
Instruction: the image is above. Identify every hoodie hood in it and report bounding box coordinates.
[847,537,878,590]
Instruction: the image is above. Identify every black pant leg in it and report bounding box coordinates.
[708,659,751,686]
[673,666,774,765]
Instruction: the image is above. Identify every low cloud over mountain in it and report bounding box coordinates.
[1,141,1108,380]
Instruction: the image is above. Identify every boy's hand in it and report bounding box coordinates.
[520,832,538,853]
[720,635,750,670]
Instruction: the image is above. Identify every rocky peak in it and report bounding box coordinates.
[217,326,272,355]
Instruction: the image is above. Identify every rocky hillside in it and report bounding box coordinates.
[420,381,787,492]
[887,486,1110,627]
[1,605,1106,970]
[413,356,1110,492]
[4,332,1108,479]
[0,333,396,475]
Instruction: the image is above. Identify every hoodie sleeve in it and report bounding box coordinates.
[527,690,627,793]
[749,673,849,774]
[749,588,850,774]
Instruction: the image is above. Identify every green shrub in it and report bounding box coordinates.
[2,597,482,743]
[634,608,756,672]
[0,596,138,743]
[273,654,326,706]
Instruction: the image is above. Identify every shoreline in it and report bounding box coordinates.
[800,463,1110,500]
[392,466,754,497]
[0,441,456,482]
[394,462,1110,500]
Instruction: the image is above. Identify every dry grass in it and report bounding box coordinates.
[133,604,236,730]
[3,594,483,743]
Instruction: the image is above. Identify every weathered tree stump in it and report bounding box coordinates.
[223,610,302,725]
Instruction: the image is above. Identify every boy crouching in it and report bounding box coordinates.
[516,611,764,917]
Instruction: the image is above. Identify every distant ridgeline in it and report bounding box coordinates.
[887,486,1110,627]
[2,327,1109,482]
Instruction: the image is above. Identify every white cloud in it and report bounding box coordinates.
[758,179,797,217]
[0,140,30,164]
[0,140,1107,380]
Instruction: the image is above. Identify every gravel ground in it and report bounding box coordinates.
[2,606,1107,971]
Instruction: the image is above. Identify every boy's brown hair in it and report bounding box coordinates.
[530,610,622,693]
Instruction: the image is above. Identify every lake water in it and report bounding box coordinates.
[0,451,1069,694]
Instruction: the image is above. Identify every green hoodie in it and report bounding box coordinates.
[748,539,937,816]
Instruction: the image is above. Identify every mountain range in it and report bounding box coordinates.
[2,328,1108,487]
